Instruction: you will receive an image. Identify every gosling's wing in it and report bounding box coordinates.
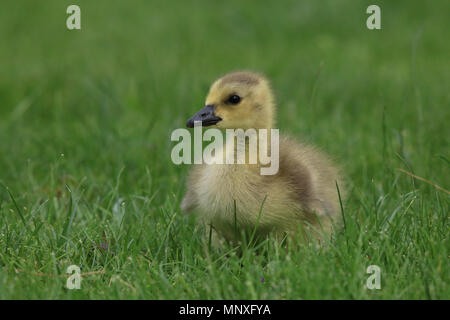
[278,135,345,219]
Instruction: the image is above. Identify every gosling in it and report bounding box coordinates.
[181,71,345,244]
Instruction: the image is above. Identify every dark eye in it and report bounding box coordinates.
[227,94,241,105]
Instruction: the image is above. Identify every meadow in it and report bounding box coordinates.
[0,0,448,299]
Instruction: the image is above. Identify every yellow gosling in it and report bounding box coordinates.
[181,71,346,244]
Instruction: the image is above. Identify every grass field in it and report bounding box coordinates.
[0,0,448,299]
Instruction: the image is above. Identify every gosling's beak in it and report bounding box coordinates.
[186,105,222,128]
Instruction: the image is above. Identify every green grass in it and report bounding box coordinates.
[0,0,448,299]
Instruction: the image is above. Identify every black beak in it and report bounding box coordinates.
[186,105,222,128]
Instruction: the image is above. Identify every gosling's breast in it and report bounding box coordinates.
[196,163,264,219]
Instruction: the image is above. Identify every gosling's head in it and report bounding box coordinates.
[187,71,275,130]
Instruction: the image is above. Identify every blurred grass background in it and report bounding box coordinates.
[0,0,448,299]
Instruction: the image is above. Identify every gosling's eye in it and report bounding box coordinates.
[227,94,241,105]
